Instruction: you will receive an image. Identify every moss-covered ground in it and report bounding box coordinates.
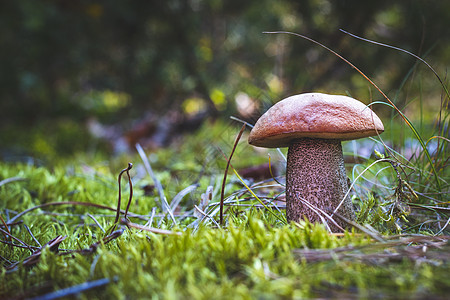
[1,118,449,299]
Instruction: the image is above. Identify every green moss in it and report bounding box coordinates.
[2,217,448,299]
[1,117,449,298]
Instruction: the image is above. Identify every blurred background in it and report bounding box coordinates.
[0,0,448,160]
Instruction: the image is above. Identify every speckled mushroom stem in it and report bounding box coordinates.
[286,138,354,231]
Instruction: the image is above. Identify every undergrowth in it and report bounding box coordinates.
[1,119,449,299]
[1,163,448,299]
[1,31,449,298]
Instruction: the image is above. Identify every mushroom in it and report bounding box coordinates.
[248,92,384,231]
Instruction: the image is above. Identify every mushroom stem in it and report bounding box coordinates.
[286,138,354,231]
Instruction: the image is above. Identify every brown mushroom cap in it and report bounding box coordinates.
[248,93,384,148]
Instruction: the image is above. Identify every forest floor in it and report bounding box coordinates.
[1,118,449,299]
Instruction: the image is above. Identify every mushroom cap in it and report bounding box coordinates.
[248,92,384,148]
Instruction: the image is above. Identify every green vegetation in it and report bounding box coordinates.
[1,110,449,298]
[0,1,449,298]
[2,213,449,299]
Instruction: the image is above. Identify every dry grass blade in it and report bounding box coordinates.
[339,29,450,98]
[194,205,221,228]
[87,213,105,233]
[215,143,288,225]
[24,225,42,247]
[0,176,26,187]
[331,210,385,242]
[232,168,288,224]
[435,216,450,236]
[230,115,255,129]
[333,158,392,216]
[263,31,418,129]
[293,194,344,233]
[264,30,443,197]
[170,183,199,212]
[120,218,181,235]
[340,28,449,193]
[409,203,450,214]
[136,143,176,224]
[141,207,157,230]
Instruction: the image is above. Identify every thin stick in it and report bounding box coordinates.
[123,163,134,220]
[114,163,133,226]
[219,124,246,226]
